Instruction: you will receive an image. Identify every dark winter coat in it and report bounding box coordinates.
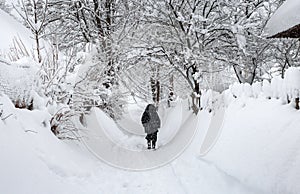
[141,104,161,134]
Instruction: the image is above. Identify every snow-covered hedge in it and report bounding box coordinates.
[201,67,300,110]
[230,67,300,101]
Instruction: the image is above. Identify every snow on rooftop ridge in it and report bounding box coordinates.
[265,0,300,37]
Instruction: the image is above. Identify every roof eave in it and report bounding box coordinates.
[267,23,300,39]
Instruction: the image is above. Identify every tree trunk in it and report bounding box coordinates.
[35,32,42,63]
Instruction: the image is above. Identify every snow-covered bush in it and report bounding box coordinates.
[1,49,78,138]
[200,89,225,112]
[262,79,272,99]
[0,57,39,109]
[201,67,300,111]
[252,82,262,98]
[284,67,300,109]
[229,82,253,98]
[36,47,84,139]
[224,67,300,109]
[285,67,300,99]
[71,47,126,120]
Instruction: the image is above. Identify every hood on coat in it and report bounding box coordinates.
[146,104,156,113]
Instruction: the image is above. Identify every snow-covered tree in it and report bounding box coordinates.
[16,0,49,63]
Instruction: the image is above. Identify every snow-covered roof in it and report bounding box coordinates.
[265,0,300,37]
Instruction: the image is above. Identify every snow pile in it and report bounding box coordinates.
[201,89,224,111]
[200,67,300,108]
[0,93,258,194]
[200,70,300,194]
[265,0,300,36]
[285,67,300,99]
[204,96,300,194]
[0,9,34,58]
[0,94,96,194]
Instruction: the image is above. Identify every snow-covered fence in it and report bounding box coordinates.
[201,67,300,110]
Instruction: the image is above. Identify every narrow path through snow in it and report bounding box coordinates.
[77,101,261,193]
[80,102,199,170]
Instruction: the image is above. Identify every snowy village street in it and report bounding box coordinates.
[1,0,300,193]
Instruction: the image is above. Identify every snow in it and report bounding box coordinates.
[0,94,259,194]
[1,81,300,193]
[265,0,300,36]
[285,67,300,98]
[115,99,184,146]
[81,100,193,170]
[0,57,39,104]
[1,5,300,194]
[232,24,247,53]
[212,67,300,106]
[204,97,300,194]
[0,9,34,58]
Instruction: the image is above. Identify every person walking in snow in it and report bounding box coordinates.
[141,104,161,150]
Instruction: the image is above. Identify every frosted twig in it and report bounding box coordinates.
[1,113,13,121]
[24,130,38,134]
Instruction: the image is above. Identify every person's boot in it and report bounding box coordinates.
[152,141,156,150]
[147,141,151,149]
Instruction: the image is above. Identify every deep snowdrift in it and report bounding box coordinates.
[204,96,300,194]
[1,79,300,193]
[0,94,258,194]
[0,95,96,194]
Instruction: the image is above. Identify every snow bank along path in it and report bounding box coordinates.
[0,94,259,194]
[199,107,226,156]
[204,97,300,194]
[81,101,204,170]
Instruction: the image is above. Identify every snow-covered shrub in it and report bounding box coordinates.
[37,47,83,138]
[0,57,39,109]
[200,89,224,111]
[262,80,272,99]
[72,47,126,120]
[285,67,300,99]
[229,83,252,98]
[252,82,262,98]
[224,68,300,109]
[270,76,283,99]
[284,67,300,109]
[0,1,12,13]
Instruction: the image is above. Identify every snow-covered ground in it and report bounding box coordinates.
[0,93,255,194]
[0,9,34,58]
[205,96,300,194]
[1,90,300,194]
[1,3,300,194]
